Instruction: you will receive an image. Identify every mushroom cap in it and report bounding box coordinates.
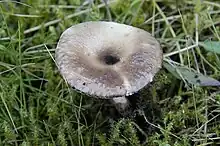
[55,21,162,98]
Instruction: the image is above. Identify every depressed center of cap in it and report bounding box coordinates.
[98,49,121,65]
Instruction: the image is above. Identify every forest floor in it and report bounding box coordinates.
[0,0,220,146]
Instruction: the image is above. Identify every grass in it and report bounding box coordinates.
[0,0,220,145]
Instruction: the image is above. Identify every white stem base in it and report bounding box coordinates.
[111,96,129,112]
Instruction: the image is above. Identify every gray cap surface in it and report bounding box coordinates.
[55,21,163,98]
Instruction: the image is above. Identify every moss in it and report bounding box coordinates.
[0,0,220,145]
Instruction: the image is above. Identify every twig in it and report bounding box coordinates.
[154,1,183,64]
[1,0,116,41]
[140,110,181,140]
[103,0,112,21]
[24,1,115,34]
[163,44,197,58]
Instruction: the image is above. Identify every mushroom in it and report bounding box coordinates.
[55,21,162,111]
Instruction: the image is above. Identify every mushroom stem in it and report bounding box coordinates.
[111,96,129,112]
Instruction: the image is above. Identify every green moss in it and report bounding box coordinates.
[0,0,220,145]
